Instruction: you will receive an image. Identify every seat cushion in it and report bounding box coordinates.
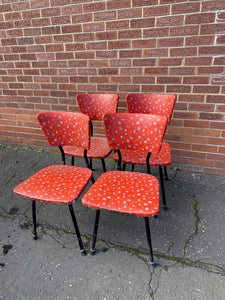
[64,137,111,159]
[14,165,93,205]
[113,142,171,166]
[82,171,159,217]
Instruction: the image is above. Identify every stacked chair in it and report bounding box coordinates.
[63,93,119,172]
[114,94,176,209]
[14,111,94,256]
[14,93,175,267]
[82,113,167,267]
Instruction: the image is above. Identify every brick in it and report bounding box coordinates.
[51,16,70,25]
[184,120,210,128]
[200,113,223,121]
[110,76,131,84]
[1,38,16,46]
[158,76,181,84]
[145,67,168,75]
[199,46,225,56]
[54,34,73,43]
[189,103,215,112]
[108,40,131,49]
[144,28,169,38]
[206,95,225,103]
[74,33,95,42]
[132,0,157,6]
[0,4,12,12]
[42,26,60,35]
[15,19,31,28]
[159,58,182,67]
[90,76,109,83]
[35,36,53,44]
[132,39,156,49]
[144,5,169,17]
[189,158,214,168]
[88,60,108,67]
[157,15,183,27]
[32,18,51,27]
[193,85,220,94]
[185,13,215,25]
[107,0,131,9]
[170,47,197,57]
[144,49,168,57]
[120,68,142,75]
[86,41,107,50]
[201,23,225,35]
[166,85,192,93]
[208,137,225,146]
[71,13,92,24]
[216,105,225,113]
[186,36,214,46]
[170,67,195,76]
[5,12,21,21]
[66,43,84,51]
[179,92,204,102]
[185,57,212,66]
[192,144,218,153]
[110,59,131,68]
[218,147,225,154]
[7,29,23,37]
[213,56,225,65]
[46,44,64,52]
[169,141,191,150]
[95,11,116,21]
[83,2,105,13]
[23,10,41,19]
[158,37,183,48]
[131,18,155,29]
[83,22,104,32]
[61,4,82,15]
[183,77,209,84]
[172,149,205,159]
[170,25,199,37]
[96,31,117,40]
[133,59,156,67]
[118,8,141,19]
[202,1,225,12]
[62,24,82,33]
[78,68,97,75]
[75,51,94,59]
[198,67,223,75]
[99,68,118,75]
[106,20,129,30]
[119,50,142,58]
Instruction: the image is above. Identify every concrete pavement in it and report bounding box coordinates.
[0,147,225,300]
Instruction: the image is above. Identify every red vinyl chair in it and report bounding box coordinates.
[82,113,167,267]
[14,111,94,256]
[114,93,176,209]
[63,93,119,172]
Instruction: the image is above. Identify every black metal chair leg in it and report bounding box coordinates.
[164,166,168,180]
[89,158,93,170]
[131,164,135,172]
[144,217,156,268]
[122,163,126,171]
[71,156,74,166]
[101,158,107,173]
[91,210,101,255]
[68,204,86,256]
[159,166,167,210]
[32,201,38,240]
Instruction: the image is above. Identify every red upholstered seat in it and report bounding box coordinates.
[114,142,171,166]
[14,165,92,205]
[63,93,119,172]
[64,137,111,159]
[82,171,159,217]
[82,113,167,267]
[13,111,94,256]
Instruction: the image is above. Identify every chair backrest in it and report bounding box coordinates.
[126,94,176,124]
[37,111,90,149]
[103,113,167,154]
[76,93,119,121]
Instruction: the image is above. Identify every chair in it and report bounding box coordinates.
[13,111,94,256]
[114,93,176,209]
[82,113,167,267]
[63,93,119,172]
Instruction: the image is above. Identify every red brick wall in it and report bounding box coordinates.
[0,0,225,175]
